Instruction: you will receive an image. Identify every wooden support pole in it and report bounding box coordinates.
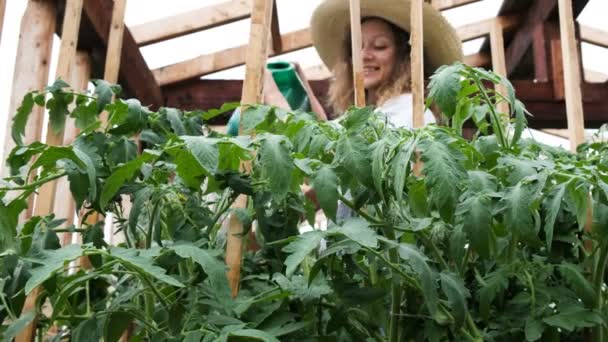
[411,0,425,128]
[104,0,127,84]
[0,0,6,46]
[53,51,91,246]
[349,0,365,107]
[269,0,282,53]
[490,18,509,115]
[16,2,84,341]
[225,0,273,298]
[557,0,585,150]
[2,0,56,179]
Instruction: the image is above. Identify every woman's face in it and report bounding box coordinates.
[361,19,398,91]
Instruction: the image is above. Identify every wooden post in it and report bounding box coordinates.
[53,51,91,246]
[16,2,84,341]
[411,0,425,128]
[0,0,6,46]
[349,0,365,107]
[104,0,127,84]
[490,18,509,115]
[225,0,273,298]
[2,0,56,180]
[557,0,585,150]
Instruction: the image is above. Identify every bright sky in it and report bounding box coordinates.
[0,0,607,163]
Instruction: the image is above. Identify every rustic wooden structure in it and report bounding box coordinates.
[3,0,606,339]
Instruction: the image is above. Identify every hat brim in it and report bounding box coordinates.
[310,0,463,74]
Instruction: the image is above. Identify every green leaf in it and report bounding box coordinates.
[11,92,35,146]
[229,329,280,342]
[108,247,184,287]
[440,272,469,327]
[104,311,133,342]
[525,319,544,341]
[342,106,373,131]
[371,138,388,199]
[94,79,114,113]
[558,263,596,308]
[282,231,325,277]
[427,63,464,118]
[73,146,97,202]
[312,166,339,222]
[566,180,589,231]
[456,194,494,258]
[24,244,82,294]
[258,134,294,201]
[71,101,99,129]
[273,273,332,302]
[335,134,371,187]
[511,99,529,146]
[419,136,466,220]
[170,244,229,297]
[181,136,220,175]
[163,107,186,135]
[100,152,154,208]
[542,307,603,332]
[392,137,417,202]
[72,316,100,342]
[543,183,566,250]
[467,170,497,194]
[108,137,138,167]
[478,267,509,320]
[500,182,536,239]
[0,199,27,252]
[30,146,85,175]
[203,102,240,120]
[337,218,378,248]
[398,243,438,316]
[46,91,70,135]
[108,99,148,135]
[242,105,272,132]
[3,311,36,341]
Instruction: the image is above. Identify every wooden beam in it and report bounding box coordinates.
[579,24,608,48]
[558,0,585,150]
[82,0,162,108]
[490,18,509,115]
[505,0,556,76]
[532,23,550,82]
[457,15,520,42]
[411,0,424,128]
[0,0,6,46]
[269,0,282,53]
[349,0,365,107]
[464,52,491,67]
[130,0,252,46]
[153,28,310,85]
[104,0,127,84]
[2,0,56,179]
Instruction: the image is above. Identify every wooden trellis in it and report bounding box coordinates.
[3,0,602,339]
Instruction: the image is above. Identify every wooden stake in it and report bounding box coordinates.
[225,0,273,298]
[16,2,84,341]
[0,0,6,46]
[104,0,127,84]
[490,18,509,116]
[411,0,425,129]
[349,0,365,107]
[557,0,585,150]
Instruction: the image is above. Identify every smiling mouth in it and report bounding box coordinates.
[363,67,380,72]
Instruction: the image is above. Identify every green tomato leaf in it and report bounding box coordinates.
[336,218,378,248]
[543,182,567,250]
[181,136,220,175]
[3,311,36,341]
[511,99,529,146]
[398,243,438,317]
[335,134,372,187]
[163,107,186,135]
[104,311,133,342]
[0,199,27,253]
[456,193,494,258]
[282,231,325,277]
[258,134,294,201]
[558,263,596,308]
[391,137,417,202]
[11,92,35,146]
[427,63,464,118]
[440,272,469,328]
[72,316,101,342]
[478,267,509,320]
[108,247,184,287]
[170,244,229,298]
[93,79,114,113]
[100,152,155,208]
[24,244,82,294]
[525,319,544,342]
[312,166,339,222]
[229,329,280,342]
[543,307,603,332]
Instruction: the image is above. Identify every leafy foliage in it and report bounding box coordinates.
[1,64,607,341]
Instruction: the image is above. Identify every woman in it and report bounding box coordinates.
[310,0,463,126]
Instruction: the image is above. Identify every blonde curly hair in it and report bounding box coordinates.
[328,17,412,115]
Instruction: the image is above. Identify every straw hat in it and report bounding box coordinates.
[310,0,463,73]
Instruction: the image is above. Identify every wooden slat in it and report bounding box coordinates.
[1,0,56,179]
[153,28,310,85]
[82,0,162,108]
[349,0,365,107]
[0,0,6,46]
[558,0,585,150]
[490,18,509,115]
[104,0,127,84]
[411,0,424,128]
[54,51,91,246]
[269,1,282,53]
[464,52,491,67]
[579,24,608,49]
[130,0,252,46]
[226,0,273,299]
[457,15,520,42]
[505,0,556,76]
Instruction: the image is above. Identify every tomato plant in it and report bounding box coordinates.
[1,64,607,341]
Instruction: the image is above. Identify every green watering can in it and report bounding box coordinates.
[227,61,311,136]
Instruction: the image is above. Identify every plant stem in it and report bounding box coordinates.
[380,224,403,342]
[0,172,66,191]
[471,74,508,148]
[419,231,450,271]
[337,193,382,224]
[0,292,17,320]
[592,240,608,342]
[146,199,162,249]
